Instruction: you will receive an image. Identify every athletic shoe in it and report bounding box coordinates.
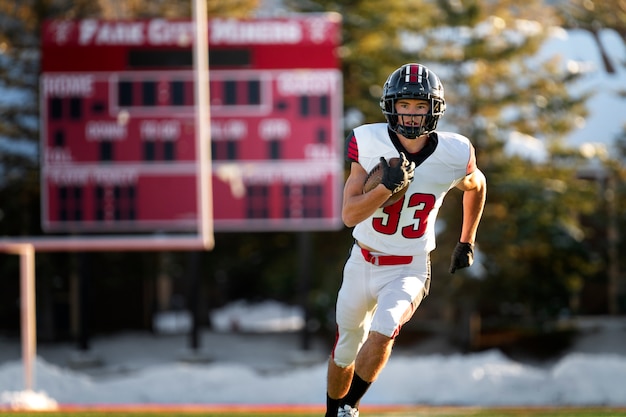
[338,404,359,417]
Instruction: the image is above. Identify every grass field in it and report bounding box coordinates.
[3,406,626,417]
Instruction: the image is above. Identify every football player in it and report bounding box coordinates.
[326,63,487,417]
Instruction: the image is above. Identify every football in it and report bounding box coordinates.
[363,157,409,207]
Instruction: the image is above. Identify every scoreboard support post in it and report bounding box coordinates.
[193,0,214,250]
[0,244,36,392]
[298,231,313,351]
[18,244,36,393]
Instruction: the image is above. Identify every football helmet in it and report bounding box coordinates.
[380,63,446,139]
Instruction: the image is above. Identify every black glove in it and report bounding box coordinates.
[449,242,474,273]
[380,153,415,194]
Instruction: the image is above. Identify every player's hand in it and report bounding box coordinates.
[380,153,415,194]
[449,242,474,273]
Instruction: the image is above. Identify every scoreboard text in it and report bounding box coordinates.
[40,16,343,233]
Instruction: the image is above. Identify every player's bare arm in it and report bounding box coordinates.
[455,168,487,244]
[342,162,391,227]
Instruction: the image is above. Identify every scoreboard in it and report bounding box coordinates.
[40,16,343,233]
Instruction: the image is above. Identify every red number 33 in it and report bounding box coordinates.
[372,193,436,238]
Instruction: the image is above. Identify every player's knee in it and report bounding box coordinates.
[332,354,352,368]
[332,341,358,367]
[333,328,366,367]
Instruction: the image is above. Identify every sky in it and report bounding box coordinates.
[503,27,625,162]
[540,28,625,149]
[1,301,626,411]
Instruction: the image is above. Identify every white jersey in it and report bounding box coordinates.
[347,123,476,256]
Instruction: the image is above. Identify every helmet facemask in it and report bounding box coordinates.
[381,97,445,139]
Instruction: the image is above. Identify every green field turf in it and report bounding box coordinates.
[3,407,626,417]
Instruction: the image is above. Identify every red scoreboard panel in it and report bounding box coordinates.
[40,16,343,233]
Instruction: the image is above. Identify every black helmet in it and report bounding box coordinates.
[380,63,446,139]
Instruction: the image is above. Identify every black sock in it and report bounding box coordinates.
[340,373,372,409]
[326,393,341,417]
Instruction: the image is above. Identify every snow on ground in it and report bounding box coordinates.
[1,302,626,411]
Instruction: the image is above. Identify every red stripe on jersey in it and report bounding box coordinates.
[466,143,477,175]
[346,131,359,162]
